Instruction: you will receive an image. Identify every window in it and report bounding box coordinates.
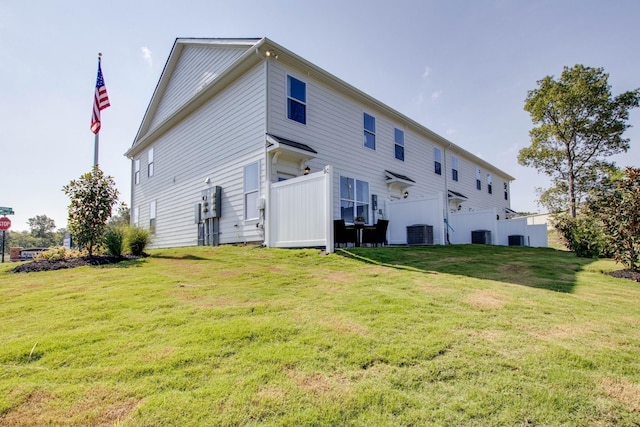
[476,168,482,191]
[133,206,140,226]
[434,147,442,175]
[287,75,306,124]
[244,162,260,220]
[147,148,154,177]
[394,128,404,161]
[340,176,370,224]
[149,200,157,234]
[487,174,493,194]
[451,156,459,181]
[504,182,509,200]
[363,113,376,150]
[134,159,140,184]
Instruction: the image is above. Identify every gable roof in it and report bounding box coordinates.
[125,37,515,181]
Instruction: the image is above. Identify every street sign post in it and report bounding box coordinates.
[0,216,10,263]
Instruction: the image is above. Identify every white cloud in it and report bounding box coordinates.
[141,46,152,66]
[431,90,442,102]
[422,66,431,79]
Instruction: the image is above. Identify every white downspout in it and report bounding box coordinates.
[262,50,271,247]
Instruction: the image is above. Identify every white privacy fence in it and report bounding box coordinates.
[267,165,333,251]
[385,194,445,245]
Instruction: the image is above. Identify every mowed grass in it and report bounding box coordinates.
[0,245,639,426]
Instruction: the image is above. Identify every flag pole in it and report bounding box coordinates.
[94,52,102,167]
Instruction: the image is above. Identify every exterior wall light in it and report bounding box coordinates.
[303,166,310,175]
[403,191,409,198]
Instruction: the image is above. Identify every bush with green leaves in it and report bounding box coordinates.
[103,225,126,257]
[589,167,640,271]
[128,226,150,256]
[554,215,608,258]
[62,166,119,257]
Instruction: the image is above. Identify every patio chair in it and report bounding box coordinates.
[362,220,389,247]
[334,219,356,248]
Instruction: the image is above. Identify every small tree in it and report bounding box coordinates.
[589,167,640,271]
[62,166,119,257]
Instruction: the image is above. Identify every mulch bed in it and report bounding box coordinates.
[10,255,141,273]
[607,269,640,282]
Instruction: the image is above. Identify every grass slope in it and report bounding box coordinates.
[0,245,639,426]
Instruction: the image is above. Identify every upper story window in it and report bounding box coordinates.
[394,128,404,161]
[287,75,306,124]
[451,156,459,181]
[147,148,154,177]
[476,168,482,190]
[434,147,442,175]
[363,113,376,150]
[504,182,509,200]
[340,176,370,224]
[244,162,260,220]
[134,159,140,184]
[487,174,493,194]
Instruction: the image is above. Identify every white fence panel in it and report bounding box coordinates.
[497,218,529,246]
[448,209,498,244]
[527,224,549,247]
[268,166,333,250]
[386,194,444,245]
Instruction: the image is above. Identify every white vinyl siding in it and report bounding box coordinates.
[134,159,140,184]
[131,63,266,248]
[148,44,251,132]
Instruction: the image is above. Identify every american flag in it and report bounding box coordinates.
[90,57,110,134]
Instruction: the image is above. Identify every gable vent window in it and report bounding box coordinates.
[434,147,442,175]
[287,75,306,125]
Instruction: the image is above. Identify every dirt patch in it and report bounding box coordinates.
[465,289,506,310]
[10,255,142,273]
[0,390,54,426]
[600,377,640,412]
[608,269,640,282]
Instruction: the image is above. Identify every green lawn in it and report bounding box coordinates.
[0,245,639,426]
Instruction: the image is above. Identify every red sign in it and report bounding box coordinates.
[0,216,10,231]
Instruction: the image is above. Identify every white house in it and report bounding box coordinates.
[125,37,542,251]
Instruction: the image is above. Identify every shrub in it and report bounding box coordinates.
[104,225,126,257]
[128,226,150,256]
[34,247,83,262]
[554,215,608,258]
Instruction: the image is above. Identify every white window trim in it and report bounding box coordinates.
[149,200,157,233]
[394,127,404,161]
[244,162,260,221]
[339,175,370,224]
[134,159,140,185]
[148,147,154,178]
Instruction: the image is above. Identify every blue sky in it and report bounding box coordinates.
[1,0,639,231]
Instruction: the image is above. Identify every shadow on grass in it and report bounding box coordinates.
[337,245,594,293]
[150,254,210,261]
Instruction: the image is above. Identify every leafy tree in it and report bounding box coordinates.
[108,202,130,227]
[28,215,56,238]
[589,167,640,271]
[62,166,119,257]
[519,65,640,217]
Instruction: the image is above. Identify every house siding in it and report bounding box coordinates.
[266,60,511,223]
[132,64,266,248]
[148,45,250,134]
